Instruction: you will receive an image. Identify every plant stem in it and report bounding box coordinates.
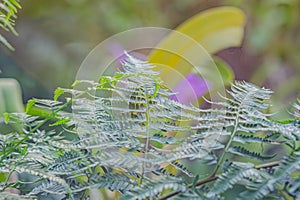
[255,161,280,169]
[211,114,240,176]
[141,88,151,183]
[159,176,219,200]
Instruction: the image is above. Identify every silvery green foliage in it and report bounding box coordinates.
[0,0,21,50]
[0,54,299,199]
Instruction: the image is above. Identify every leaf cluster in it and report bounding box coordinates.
[0,54,299,199]
[0,0,21,50]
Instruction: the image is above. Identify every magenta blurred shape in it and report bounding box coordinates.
[170,73,210,104]
[108,43,209,105]
[108,43,147,63]
[108,43,127,63]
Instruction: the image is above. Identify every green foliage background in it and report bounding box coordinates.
[0,1,299,198]
[0,0,299,110]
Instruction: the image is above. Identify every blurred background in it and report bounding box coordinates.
[0,0,299,116]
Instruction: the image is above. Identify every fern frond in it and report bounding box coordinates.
[2,53,300,199]
[239,179,276,200]
[287,176,300,199]
[274,152,300,178]
[155,160,194,177]
[228,146,275,160]
[207,162,262,197]
[120,176,187,200]
[209,81,275,176]
[0,0,21,50]
[0,192,35,200]
[31,173,136,196]
[273,122,299,141]
[233,134,280,144]
[239,153,300,199]
[47,150,98,176]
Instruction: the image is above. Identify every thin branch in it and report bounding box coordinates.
[255,161,280,169]
[159,161,281,200]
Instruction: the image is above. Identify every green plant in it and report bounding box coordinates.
[0,54,299,199]
[0,0,21,50]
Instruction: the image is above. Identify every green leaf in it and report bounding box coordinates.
[25,99,37,114]
[71,80,81,87]
[0,0,20,51]
[54,87,65,101]
[3,112,11,124]
[21,145,28,156]
[0,172,6,182]
[149,7,245,59]
[148,7,245,92]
